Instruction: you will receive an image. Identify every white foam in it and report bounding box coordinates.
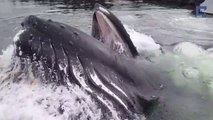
[162,42,213,95]
[0,45,14,69]
[13,30,25,42]
[173,42,205,57]
[0,46,103,120]
[0,75,102,120]
[124,25,161,51]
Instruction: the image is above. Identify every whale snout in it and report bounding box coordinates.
[22,15,41,29]
[16,15,68,59]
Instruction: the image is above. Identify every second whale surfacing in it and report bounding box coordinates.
[13,4,213,120]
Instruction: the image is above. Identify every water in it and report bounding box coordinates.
[0,0,213,119]
[0,0,213,51]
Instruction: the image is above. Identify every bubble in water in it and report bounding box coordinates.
[182,67,200,79]
[173,42,205,57]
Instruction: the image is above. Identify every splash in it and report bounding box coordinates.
[124,25,160,51]
[0,46,104,120]
[152,42,213,96]
[124,25,162,57]
[173,42,206,57]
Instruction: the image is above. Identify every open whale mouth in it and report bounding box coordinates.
[92,4,138,57]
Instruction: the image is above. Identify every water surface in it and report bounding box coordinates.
[0,0,213,120]
[0,0,213,51]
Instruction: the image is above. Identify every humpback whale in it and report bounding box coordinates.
[14,4,213,120]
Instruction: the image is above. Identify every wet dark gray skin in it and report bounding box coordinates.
[14,4,213,120]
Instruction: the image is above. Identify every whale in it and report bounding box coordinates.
[14,4,213,120]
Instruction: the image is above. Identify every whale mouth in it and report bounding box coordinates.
[92,6,120,42]
[92,4,138,57]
